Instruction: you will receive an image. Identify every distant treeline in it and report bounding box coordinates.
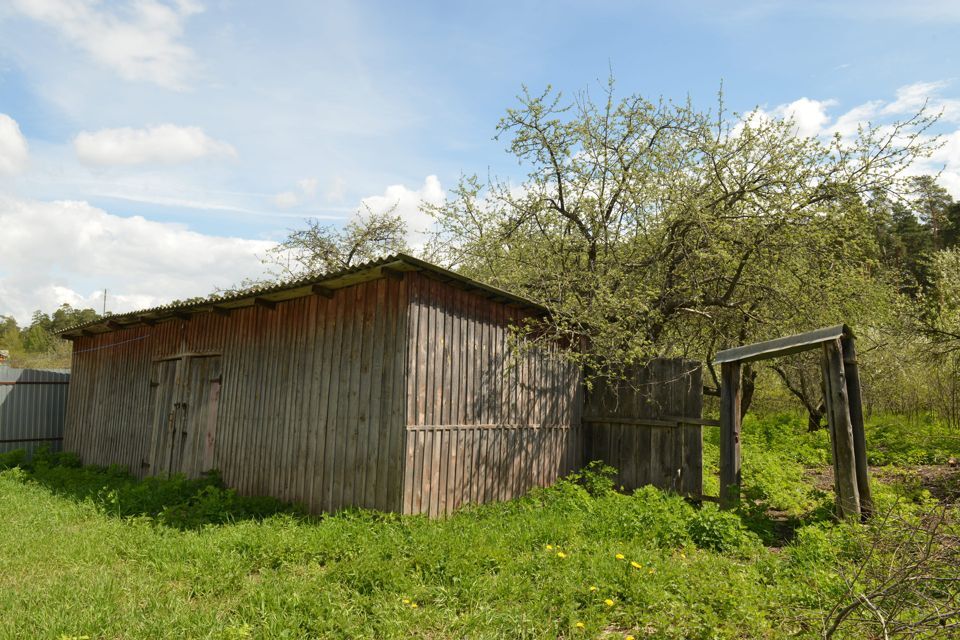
[0,305,99,369]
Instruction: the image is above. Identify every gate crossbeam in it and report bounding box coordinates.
[714,324,873,520]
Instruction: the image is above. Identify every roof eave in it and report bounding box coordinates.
[57,254,547,339]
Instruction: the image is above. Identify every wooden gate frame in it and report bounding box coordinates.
[714,325,872,519]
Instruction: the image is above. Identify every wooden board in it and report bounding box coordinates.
[399,272,583,515]
[583,358,705,498]
[62,277,409,514]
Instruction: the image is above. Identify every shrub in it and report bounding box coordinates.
[0,448,26,470]
[688,503,761,553]
[17,455,299,529]
[564,459,618,497]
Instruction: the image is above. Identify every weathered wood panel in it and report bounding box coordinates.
[583,358,703,496]
[64,265,701,517]
[401,272,583,516]
[63,277,409,513]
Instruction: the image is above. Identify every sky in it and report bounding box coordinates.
[1,0,959,324]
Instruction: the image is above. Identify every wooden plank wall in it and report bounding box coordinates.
[402,273,583,516]
[583,358,703,496]
[64,276,409,513]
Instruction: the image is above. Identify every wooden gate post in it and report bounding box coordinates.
[822,339,861,519]
[719,361,742,509]
[841,335,873,518]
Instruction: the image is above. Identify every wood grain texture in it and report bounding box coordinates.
[822,338,861,519]
[719,361,742,508]
[400,272,583,516]
[64,277,408,514]
[64,268,702,517]
[584,358,704,498]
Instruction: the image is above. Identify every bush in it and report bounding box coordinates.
[0,448,26,470]
[688,503,761,553]
[865,416,959,465]
[564,459,618,496]
[16,455,300,529]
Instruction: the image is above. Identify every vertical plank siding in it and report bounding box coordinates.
[63,266,704,517]
[401,273,583,516]
[63,277,408,513]
[0,367,70,456]
[583,358,703,497]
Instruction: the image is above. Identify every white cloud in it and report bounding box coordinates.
[298,178,318,197]
[822,81,960,197]
[735,98,836,139]
[270,177,322,209]
[0,114,29,175]
[924,130,960,196]
[9,0,201,90]
[828,82,960,138]
[0,196,272,324]
[73,124,236,166]
[326,175,347,202]
[273,191,299,208]
[772,98,837,138]
[827,100,883,137]
[728,81,960,198]
[360,175,445,247]
[883,81,949,115]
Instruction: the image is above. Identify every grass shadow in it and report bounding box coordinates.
[2,446,303,529]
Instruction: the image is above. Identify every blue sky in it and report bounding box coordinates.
[1,0,959,322]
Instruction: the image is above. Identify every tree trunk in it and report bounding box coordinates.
[739,363,757,420]
[807,402,825,432]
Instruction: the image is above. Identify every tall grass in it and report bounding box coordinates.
[0,413,956,639]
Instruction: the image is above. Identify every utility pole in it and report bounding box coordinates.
[102,289,107,316]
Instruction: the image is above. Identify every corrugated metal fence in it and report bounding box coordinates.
[0,366,70,456]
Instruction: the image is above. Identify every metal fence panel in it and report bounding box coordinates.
[0,366,70,457]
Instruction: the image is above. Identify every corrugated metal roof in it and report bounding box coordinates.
[58,253,546,338]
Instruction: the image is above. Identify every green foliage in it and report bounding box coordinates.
[563,459,618,496]
[0,448,26,470]
[427,77,938,388]
[705,413,832,519]
[0,465,780,638]
[0,416,957,639]
[866,415,959,465]
[265,206,408,280]
[15,453,297,529]
[0,303,99,369]
[688,503,761,553]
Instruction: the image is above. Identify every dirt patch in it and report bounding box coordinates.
[805,464,960,502]
[872,464,960,501]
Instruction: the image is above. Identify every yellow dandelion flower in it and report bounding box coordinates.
[402,598,410,604]
[680,552,686,559]
[557,551,567,558]
[575,622,585,629]
[626,636,636,640]
[589,585,598,592]
[604,598,615,607]
[648,568,656,574]
[546,544,553,550]
[630,561,642,569]
[410,603,418,609]
[615,553,625,560]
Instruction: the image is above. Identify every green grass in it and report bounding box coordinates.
[0,414,957,639]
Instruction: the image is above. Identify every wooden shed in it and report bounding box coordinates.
[60,255,704,515]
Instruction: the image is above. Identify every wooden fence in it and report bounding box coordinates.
[582,359,704,496]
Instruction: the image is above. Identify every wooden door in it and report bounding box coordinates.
[149,355,222,478]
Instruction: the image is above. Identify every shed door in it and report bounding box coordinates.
[149,355,222,478]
